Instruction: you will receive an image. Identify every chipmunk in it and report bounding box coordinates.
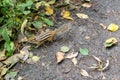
[21,25,69,48]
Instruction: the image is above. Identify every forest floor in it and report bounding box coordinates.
[15,0,120,80]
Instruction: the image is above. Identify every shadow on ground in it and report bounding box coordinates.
[15,0,120,80]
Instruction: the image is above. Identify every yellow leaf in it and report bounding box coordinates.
[105,38,118,44]
[76,13,89,19]
[32,56,40,62]
[82,3,92,8]
[45,6,54,15]
[1,67,8,76]
[62,10,73,20]
[107,23,119,32]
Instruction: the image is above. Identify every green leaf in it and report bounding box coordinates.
[32,21,43,29]
[80,48,89,56]
[5,42,16,56]
[1,27,10,42]
[4,71,18,80]
[23,11,31,15]
[60,46,70,53]
[104,43,113,48]
[43,18,54,26]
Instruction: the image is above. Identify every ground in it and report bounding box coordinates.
[15,0,120,80]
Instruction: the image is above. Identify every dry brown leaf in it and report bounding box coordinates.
[76,13,89,19]
[65,52,78,59]
[56,52,65,63]
[80,69,92,78]
[82,3,92,8]
[72,57,77,66]
[61,10,73,20]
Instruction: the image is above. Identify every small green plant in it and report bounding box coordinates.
[0,0,55,56]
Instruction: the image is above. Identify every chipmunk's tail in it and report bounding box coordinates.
[54,25,69,35]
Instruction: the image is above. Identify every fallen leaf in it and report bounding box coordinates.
[21,19,28,37]
[80,48,89,56]
[99,23,107,29]
[1,67,8,76]
[107,23,119,32]
[104,38,118,47]
[76,13,89,19]
[20,46,30,61]
[61,46,70,53]
[80,69,92,78]
[93,55,102,62]
[101,60,109,71]
[18,76,24,80]
[61,10,73,20]
[82,3,92,8]
[72,57,77,66]
[65,52,78,59]
[32,56,40,62]
[45,6,54,15]
[0,49,7,61]
[4,71,18,80]
[105,38,117,44]
[56,52,65,63]
[2,54,24,65]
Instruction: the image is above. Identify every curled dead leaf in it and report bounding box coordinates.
[93,55,102,62]
[99,23,107,29]
[104,38,118,47]
[80,69,92,78]
[21,19,28,37]
[56,52,65,63]
[65,52,78,59]
[72,57,77,66]
[101,60,109,71]
[105,38,117,44]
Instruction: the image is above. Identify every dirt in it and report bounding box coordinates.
[15,0,120,80]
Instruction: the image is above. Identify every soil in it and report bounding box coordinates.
[15,0,120,80]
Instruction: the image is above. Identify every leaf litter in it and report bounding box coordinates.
[56,52,65,64]
[0,0,116,79]
[104,38,118,48]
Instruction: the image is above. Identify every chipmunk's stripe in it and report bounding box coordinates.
[39,32,52,41]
